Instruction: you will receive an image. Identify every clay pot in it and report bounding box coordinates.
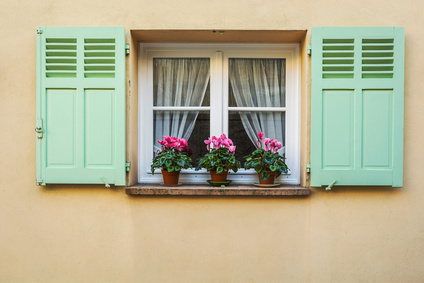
[162,170,180,185]
[210,170,228,183]
[258,170,276,185]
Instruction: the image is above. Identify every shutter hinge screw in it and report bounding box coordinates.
[37,28,43,35]
[306,163,311,173]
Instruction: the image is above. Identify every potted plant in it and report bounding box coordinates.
[244,132,288,185]
[151,136,193,185]
[196,134,241,184]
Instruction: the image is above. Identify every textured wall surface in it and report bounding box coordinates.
[1,0,424,282]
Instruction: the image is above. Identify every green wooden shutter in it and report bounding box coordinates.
[311,27,404,187]
[36,27,126,186]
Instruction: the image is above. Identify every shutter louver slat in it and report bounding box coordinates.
[322,38,355,79]
[45,38,77,78]
[84,38,116,78]
[362,38,395,79]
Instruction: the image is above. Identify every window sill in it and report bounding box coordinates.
[126,184,310,197]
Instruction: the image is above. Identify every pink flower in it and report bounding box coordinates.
[212,139,220,148]
[229,145,236,155]
[227,139,233,146]
[179,138,188,148]
[222,139,232,148]
[157,136,191,152]
[258,131,264,140]
[204,138,212,150]
[264,138,270,145]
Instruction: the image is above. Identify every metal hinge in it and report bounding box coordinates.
[35,119,43,139]
[125,44,130,55]
[36,178,44,185]
[126,161,131,172]
[306,163,311,173]
[307,44,312,56]
[37,28,43,35]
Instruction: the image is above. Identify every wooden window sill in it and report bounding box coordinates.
[126,184,310,197]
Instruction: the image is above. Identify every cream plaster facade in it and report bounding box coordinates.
[1,0,424,282]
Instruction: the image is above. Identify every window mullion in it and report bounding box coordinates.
[210,51,224,136]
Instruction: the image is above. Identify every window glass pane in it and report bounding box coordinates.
[228,111,286,162]
[154,111,209,163]
[153,58,210,106]
[228,58,286,107]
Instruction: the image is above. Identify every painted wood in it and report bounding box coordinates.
[311,27,404,187]
[36,27,126,186]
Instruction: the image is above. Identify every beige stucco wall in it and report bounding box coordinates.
[1,0,424,282]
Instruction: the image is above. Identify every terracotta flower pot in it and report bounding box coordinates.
[162,170,180,185]
[258,170,276,185]
[210,170,228,183]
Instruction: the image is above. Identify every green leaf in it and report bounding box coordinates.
[261,170,270,180]
[217,167,223,174]
[263,156,273,164]
[252,161,261,166]
[177,159,185,167]
[255,165,262,172]
[269,165,277,171]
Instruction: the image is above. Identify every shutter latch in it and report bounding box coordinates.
[125,44,130,55]
[101,177,111,188]
[35,119,43,139]
[326,180,337,191]
[306,163,311,173]
[126,161,131,172]
[307,44,312,56]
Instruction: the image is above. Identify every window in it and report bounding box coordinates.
[35,27,404,188]
[138,44,300,184]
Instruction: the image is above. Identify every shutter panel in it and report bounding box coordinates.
[311,27,404,187]
[36,27,126,186]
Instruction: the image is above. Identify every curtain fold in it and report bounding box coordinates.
[154,58,210,151]
[229,58,286,153]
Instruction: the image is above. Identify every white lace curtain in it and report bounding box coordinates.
[154,58,210,150]
[229,58,286,152]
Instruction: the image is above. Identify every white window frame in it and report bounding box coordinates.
[138,43,300,185]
